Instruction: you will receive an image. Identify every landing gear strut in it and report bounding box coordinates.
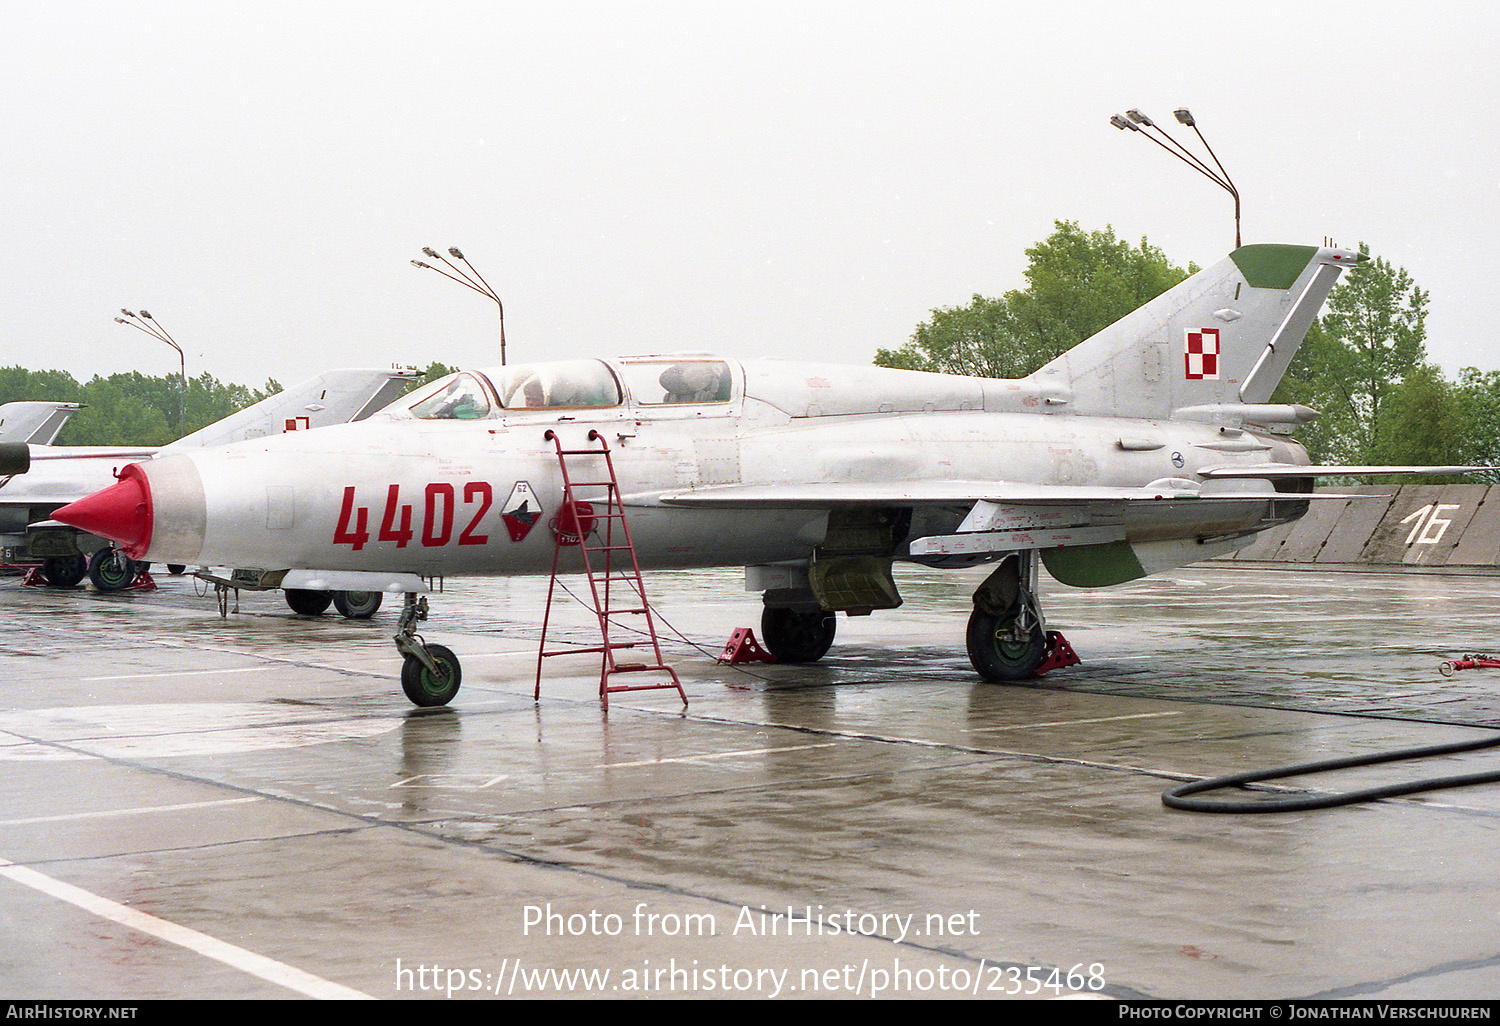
[966,552,1048,681]
[395,593,461,707]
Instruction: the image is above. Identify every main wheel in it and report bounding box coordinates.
[966,606,1047,681]
[760,607,837,663]
[87,547,136,592]
[401,644,462,706]
[333,590,383,619]
[40,554,87,588]
[285,589,333,615]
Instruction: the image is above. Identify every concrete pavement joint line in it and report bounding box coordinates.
[0,796,262,826]
[0,857,372,1000]
[600,742,841,769]
[666,706,1500,810]
[1310,949,1500,999]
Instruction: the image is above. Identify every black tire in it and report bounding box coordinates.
[40,554,87,588]
[87,547,136,592]
[401,644,461,707]
[167,564,187,575]
[285,589,333,615]
[760,607,837,663]
[333,590,383,619]
[966,606,1047,681]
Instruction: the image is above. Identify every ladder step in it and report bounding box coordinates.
[540,642,639,657]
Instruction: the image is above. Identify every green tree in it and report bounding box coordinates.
[410,361,459,391]
[63,377,174,446]
[1274,247,1429,464]
[0,366,84,406]
[1374,362,1465,468]
[1453,367,1500,481]
[875,222,1195,377]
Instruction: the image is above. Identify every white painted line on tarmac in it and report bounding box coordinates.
[604,742,840,769]
[83,666,269,682]
[973,711,1184,733]
[0,797,262,826]
[0,857,373,1000]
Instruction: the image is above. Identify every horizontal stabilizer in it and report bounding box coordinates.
[1200,464,1493,479]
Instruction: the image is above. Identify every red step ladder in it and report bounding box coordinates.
[535,430,686,709]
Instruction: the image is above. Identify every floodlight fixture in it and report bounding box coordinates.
[411,246,508,365]
[1110,105,1241,249]
[114,307,188,431]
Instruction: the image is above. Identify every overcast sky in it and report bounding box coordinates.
[5,1,1497,391]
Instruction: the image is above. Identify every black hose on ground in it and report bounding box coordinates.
[1163,733,1500,813]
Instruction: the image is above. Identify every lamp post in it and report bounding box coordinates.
[1110,107,1241,249]
[115,308,188,434]
[411,247,507,366]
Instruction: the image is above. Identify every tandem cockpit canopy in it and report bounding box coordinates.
[403,357,734,420]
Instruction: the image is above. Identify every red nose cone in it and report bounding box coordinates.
[51,463,154,559]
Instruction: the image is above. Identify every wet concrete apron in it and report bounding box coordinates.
[2,564,1498,999]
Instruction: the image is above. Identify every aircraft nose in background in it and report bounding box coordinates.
[51,463,153,558]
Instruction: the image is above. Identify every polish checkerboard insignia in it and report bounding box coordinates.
[1184,328,1220,380]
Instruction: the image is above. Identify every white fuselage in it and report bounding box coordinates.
[127,358,1308,576]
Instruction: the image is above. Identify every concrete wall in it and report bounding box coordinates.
[1225,485,1500,571]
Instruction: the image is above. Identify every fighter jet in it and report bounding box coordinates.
[7,367,417,590]
[0,401,82,446]
[53,243,1471,706]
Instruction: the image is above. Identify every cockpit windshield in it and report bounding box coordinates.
[408,360,622,419]
[487,360,622,409]
[616,359,733,405]
[408,372,492,420]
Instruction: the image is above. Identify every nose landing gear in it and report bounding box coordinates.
[394,593,461,707]
[966,551,1078,681]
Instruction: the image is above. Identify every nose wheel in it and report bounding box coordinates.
[966,606,1048,680]
[967,551,1053,682]
[395,593,461,706]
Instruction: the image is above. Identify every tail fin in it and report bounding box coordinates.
[1026,244,1363,420]
[159,368,420,452]
[0,401,82,446]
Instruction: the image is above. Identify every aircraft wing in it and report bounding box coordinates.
[1199,463,1492,479]
[650,479,1350,508]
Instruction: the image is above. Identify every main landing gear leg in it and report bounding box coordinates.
[395,593,462,707]
[966,551,1050,681]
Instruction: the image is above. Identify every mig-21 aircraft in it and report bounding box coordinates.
[6,367,417,591]
[52,243,1473,706]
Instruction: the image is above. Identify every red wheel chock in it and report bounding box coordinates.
[718,627,777,665]
[1033,630,1080,676]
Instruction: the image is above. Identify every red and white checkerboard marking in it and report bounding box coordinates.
[1184,328,1219,380]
